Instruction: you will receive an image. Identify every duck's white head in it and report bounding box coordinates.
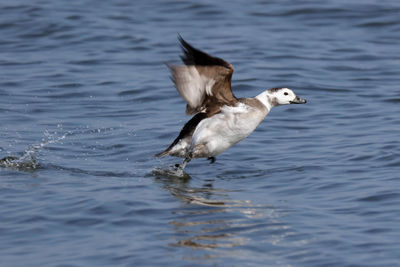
[256,87,307,110]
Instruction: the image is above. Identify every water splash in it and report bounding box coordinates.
[0,126,119,171]
[152,166,191,179]
[0,131,72,171]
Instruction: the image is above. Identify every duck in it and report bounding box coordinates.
[155,36,306,170]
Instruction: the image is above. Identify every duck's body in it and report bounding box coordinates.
[190,98,267,158]
[156,37,306,170]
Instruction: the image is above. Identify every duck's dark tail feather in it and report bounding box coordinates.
[154,150,170,158]
[154,113,208,159]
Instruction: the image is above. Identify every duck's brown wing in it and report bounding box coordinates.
[169,36,238,115]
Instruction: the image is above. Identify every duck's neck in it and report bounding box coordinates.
[255,91,277,111]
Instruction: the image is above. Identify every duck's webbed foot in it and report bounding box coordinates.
[207,157,216,164]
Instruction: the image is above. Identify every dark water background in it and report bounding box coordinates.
[1,0,400,266]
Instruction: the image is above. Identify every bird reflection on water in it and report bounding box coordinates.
[152,170,291,258]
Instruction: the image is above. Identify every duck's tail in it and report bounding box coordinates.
[155,113,208,159]
[154,149,170,158]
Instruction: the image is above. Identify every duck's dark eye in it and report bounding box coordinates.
[284,92,289,96]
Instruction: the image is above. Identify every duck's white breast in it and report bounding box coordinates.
[191,103,267,157]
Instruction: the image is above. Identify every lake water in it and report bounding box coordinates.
[1,0,400,266]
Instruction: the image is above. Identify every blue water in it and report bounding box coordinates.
[1,0,400,266]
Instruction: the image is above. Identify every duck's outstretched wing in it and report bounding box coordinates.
[169,36,238,115]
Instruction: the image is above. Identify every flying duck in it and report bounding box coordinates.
[156,37,306,170]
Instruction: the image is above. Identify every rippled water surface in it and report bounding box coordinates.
[1,0,400,266]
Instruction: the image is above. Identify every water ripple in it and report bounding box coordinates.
[1,0,400,266]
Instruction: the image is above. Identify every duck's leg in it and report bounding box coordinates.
[180,157,191,169]
[175,156,192,171]
[207,157,216,164]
